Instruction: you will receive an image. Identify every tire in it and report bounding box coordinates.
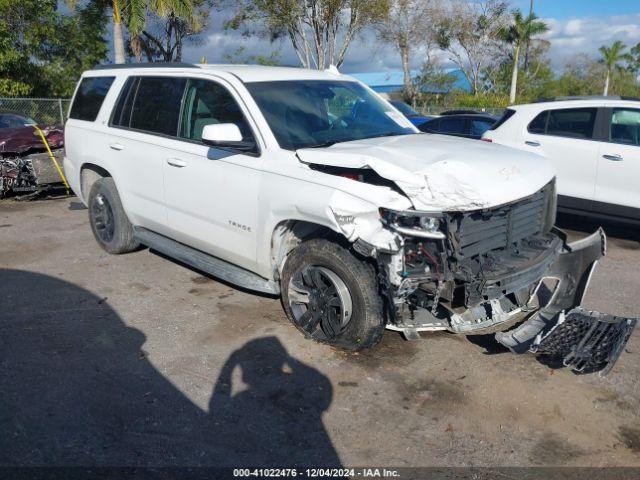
[87,177,139,254]
[281,238,385,351]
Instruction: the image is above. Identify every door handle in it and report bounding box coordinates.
[109,143,125,151]
[603,154,623,162]
[166,158,187,168]
[525,140,541,147]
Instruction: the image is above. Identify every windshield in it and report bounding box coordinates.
[0,113,37,129]
[390,101,420,117]
[245,80,416,150]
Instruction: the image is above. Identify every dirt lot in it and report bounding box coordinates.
[2,196,640,468]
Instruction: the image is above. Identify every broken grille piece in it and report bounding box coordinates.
[533,308,637,375]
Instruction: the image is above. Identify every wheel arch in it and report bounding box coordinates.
[269,219,349,281]
[80,163,111,204]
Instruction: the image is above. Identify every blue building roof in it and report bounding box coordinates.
[349,69,470,94]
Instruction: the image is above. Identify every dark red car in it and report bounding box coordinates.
[0,112,64,156]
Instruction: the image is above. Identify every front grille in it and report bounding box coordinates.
[450,185,551,258]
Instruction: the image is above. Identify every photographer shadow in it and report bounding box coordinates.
[0,269,340,467]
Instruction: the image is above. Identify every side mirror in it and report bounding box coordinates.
[201,123,256,152]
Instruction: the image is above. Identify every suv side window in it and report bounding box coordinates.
[69,76,115,121]
[528,111,547,134]
[610,108,640,146]
[423,119,440,132]
[179,78,255,144]
[528,108,597,139]
[470,119,494,137]
[129,77,187,136]
[111,76,138,128]
[439,117,467,135]
[489,108,515,130]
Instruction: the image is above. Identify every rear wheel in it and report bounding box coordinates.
[88,177,139,254]
[281,239,385,351]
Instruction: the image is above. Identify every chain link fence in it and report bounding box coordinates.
[0,98,71,125]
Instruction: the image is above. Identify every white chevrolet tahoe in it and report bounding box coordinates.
[64,63,636,374]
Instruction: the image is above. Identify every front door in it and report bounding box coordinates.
[595,107,640,219]
[162,77,262,272]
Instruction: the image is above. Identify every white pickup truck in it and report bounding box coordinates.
[64,63,635,374]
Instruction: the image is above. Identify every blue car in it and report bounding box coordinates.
[389,100,433,126]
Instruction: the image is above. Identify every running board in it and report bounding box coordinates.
[133,227,280,295]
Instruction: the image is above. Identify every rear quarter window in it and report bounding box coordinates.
[489,109,515,130]
[69,76,115,121]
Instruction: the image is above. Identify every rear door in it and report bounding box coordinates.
[595,107,640,218]
[523,107,599,207]
[107,75,186,234]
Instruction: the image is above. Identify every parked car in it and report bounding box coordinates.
[440,109,484,115]
[0,111,65,197]
[0,111,64,155]
[63,64,635,373]
[389,100,433,126]
[419,113,498,140]
[482,97,640,225]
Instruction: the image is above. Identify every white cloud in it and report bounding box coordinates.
[179,10,640,73]
[564,19,582,36]
[542,14,640,68]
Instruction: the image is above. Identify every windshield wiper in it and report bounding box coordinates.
[307,139,347,148]
[363,132,411,140]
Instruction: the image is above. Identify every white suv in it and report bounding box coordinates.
[63,64,635,373]
[483,97,640,224]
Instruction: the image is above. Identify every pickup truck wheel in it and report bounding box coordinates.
[281,239,385,351]
[88,177,139,254]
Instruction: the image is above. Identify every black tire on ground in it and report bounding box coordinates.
[281,238,385,351]
[87,177,139,254]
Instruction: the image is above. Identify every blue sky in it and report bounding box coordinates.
[180,0,640,73]
[511,0,640,19]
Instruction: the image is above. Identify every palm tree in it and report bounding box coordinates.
[502,9,548,104]
[67,0,192,64]
[599,40,629,96]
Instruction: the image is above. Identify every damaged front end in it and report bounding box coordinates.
[373,181,636,375]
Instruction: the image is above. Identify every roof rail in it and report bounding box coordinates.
[93,62,199,70]
[535,95,640,103]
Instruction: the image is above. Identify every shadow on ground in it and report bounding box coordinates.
[0,269,340,467]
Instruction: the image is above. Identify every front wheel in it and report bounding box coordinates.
[281,239,385,351]
[88,177,139,254]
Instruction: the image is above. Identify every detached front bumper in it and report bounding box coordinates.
[494,228,637,374]
[387,227,636,375]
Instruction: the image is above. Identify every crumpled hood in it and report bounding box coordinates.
[297,133,555,211]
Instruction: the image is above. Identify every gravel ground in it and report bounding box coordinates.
[1,196,640,468]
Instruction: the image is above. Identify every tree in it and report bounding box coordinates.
[626,42,640,78]
[68,1,196,64]
[132,0,212,62]
[223,46,282,66]
[500,9,548,103]
[599,40,629,96]
[377,0,442,105]
[0,0,108,97]
[222,0,390,69]
[436,0,510,96]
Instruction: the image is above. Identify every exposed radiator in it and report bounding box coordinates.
[451,187,549,258]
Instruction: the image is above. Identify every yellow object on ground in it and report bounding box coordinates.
[34,125,70,193]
